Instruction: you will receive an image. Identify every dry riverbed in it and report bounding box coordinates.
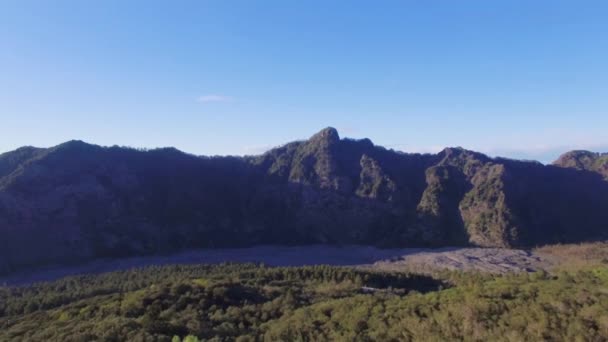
[0,244,578,286]
[368,247,556,274]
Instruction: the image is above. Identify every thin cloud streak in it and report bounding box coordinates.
[242,144,274,155]
[196,94,233,103]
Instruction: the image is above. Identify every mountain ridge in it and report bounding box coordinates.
[1,127,607,274]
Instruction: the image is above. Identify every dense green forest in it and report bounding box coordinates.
[1,263,608,341]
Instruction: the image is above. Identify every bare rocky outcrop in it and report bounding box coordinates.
[417,165,469,245]
[356,154,397,201]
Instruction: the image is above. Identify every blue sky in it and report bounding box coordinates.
[1,1,607,163]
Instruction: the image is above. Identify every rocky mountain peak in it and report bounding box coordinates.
[308,127,340,146]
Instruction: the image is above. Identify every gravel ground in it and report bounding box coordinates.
[369,247,555,274]
[0,245,557,286]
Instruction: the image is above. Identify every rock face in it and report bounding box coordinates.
[1,128,607,274]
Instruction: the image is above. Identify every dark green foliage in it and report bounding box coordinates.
[2,264,608,341]
[266,268,608,341]
[0,264,440,341]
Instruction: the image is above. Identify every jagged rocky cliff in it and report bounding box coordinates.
[1,128,607,274]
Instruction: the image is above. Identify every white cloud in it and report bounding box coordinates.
[196,94,233,103]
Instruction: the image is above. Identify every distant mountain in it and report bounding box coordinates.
[553,150,608,180]
[1,128,607,274]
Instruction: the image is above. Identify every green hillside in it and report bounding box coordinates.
[2,263,608,341]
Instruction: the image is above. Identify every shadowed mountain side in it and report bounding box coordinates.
[0,127,607,274]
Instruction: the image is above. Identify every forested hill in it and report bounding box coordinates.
[1,127,607,274]
[2,263,608,341]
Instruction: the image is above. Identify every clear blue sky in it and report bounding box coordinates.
[1,1,607,162]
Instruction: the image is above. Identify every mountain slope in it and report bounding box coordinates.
[553,150,608,180]
[1,128,607,274]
